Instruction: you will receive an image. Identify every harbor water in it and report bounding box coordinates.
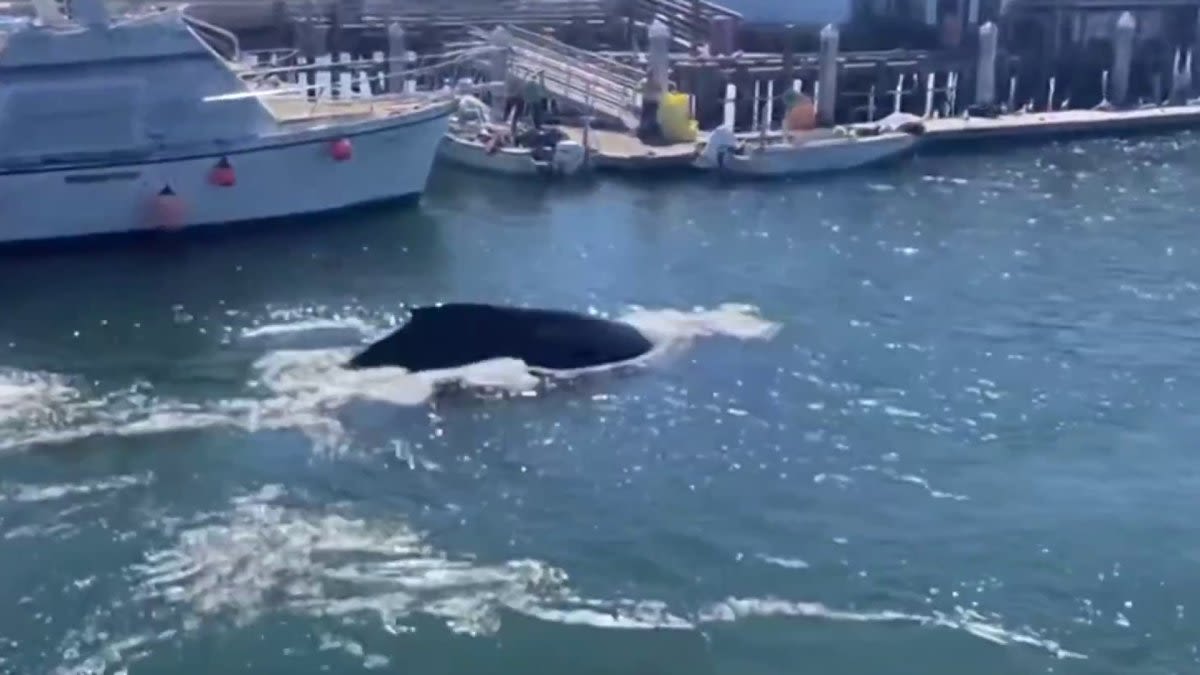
[3,132,1200,675]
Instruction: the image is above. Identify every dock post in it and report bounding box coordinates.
[689,0,703,55]
[338,0,366,97]
[327,3,344,100]
[488,27,512,123]
[1170,48,1192,104]
[695,65,719,129]
[1193,12,1200,98]
[271,0,292,77]
[816,23,839,126]
[924,72,935,117]
[1112,11,1136,108]
[1185,51,1195,102]
[385,23,406,94]
[776,24,796,127]
[641,18,671,140]
[975,21,998,106]
[298,1,320,101]
[710,15,735,56]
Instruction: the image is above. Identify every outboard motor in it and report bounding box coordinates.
[696,125,738,169]
[550,140,586,175]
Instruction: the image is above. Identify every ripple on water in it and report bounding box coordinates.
[41,483,1084,674]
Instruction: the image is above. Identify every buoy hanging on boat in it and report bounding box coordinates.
[210,156,236,187]
[152,184,186,230]
[330,138,353,161]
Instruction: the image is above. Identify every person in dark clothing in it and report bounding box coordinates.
[527,74,546,129]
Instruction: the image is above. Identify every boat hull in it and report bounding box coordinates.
[436,133,587,177]
[696,131,917,178]
[438,134,545,176]
[0,102,454,245]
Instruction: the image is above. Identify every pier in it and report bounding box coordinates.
[45,0,1200,172]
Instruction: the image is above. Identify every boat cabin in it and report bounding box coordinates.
[0,0,277,167]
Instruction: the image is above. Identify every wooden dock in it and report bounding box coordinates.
[917,105,1200,148]
[562,127,698,170]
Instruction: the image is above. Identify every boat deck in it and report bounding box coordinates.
[255,96,451,133]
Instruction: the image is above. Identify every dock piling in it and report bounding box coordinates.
[816,23,839,126]
[1170,48,1192,104]
[385,23,406,94]
[1112,11,1135,108]
[297,0,320,100]
[924,72,935,117]
[488,26,511,121]
[975,21,997,106]
[644,19,671,137]
[710,15,735,55]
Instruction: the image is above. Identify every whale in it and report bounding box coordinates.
[345,303,655,372]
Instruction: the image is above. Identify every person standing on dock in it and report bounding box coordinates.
[503,71,526,138]
[525,73,546,130]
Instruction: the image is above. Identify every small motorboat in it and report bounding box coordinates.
[436,94,588,177]
[692,124,921,179]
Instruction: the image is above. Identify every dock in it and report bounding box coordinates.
[919,105,1200,147]
[561,127,698,170]
[145,0,1200,175]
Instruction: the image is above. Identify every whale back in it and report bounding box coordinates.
[346,303,653,371]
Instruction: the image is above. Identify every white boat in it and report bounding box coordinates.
[435,94,587,177]
[693,125,919,178]
[0,0,455,245]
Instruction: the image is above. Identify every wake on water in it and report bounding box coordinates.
[0,304,781,454]
[1,306,1088,673]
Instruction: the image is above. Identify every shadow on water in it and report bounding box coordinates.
[424,163,603,219]
[0,197,452,371]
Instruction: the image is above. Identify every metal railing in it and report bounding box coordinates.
[504,23,645,86]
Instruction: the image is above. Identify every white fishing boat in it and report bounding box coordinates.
[435,93,587,177]
[0,0,456,245]
[693,125,920,178]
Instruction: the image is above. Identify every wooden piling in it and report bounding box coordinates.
[816,24,839,126]
[1112,11,1136,107]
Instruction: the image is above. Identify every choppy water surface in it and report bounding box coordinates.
[3,133,1200,675]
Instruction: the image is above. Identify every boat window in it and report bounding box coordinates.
[0,78,148,161]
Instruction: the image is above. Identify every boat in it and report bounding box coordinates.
[692,124,920,178]
[435,92,587,177]
[0,0,456,245]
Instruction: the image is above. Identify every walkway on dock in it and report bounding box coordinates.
[470,24,644,130]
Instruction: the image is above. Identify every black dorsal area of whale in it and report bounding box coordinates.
[345,303,655,372]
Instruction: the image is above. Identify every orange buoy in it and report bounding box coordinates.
[151,184,186,230]
[330,137,353,161]
[210,156,236,187]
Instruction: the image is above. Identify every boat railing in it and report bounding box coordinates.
[233,42,489,114]
[180,5,241,61]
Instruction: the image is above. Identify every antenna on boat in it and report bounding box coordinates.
[30,0,70,27]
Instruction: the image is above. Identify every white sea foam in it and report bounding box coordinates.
[240,316,376,340]
[0,472,152,504]
[49,483,1084,674]
[0,304,781,455]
